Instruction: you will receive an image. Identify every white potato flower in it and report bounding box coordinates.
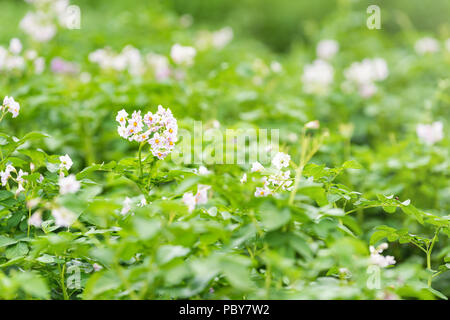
[416,121,444,145]
[2,96,20,118]
[9,38,22,55]
[415,37,439,55]
[121,197,133,215]
[59,154,73,171]
[343,58,388,98]
[305,120,320,129]
[316,39,339,60]
[254,187,271,197]
[272,152,291,170]
[28,211,43,228]
[369,243,396,268]
[198,166,211,175]
[59,174,81,195]
[52,207,76,227]
[302,59,334,95]
[170,44,196,66]
[212,27,233,49]
[251,161,264,173]
[182,185,211,212]
[116,105,178,160]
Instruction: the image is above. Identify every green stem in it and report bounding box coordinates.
[27,206,31,238]
[60,262,69,300]
[138,142,144,178]
[426,228,441,287]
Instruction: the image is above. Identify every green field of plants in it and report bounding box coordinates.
[0,0,449,300]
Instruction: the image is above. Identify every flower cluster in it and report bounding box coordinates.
[415,37,440,55]
[1,96,20,119]
[58,154,80,195]
[369,243,396,268]
[243,152,294,198]
[1,163,43,196]
[170,44,197,66]
[20,0,75,42]
[89,45,145,76]
[0,38,45,75]
[146,53,171,81]
[302,59,334,95]
[195,27,234,50]
[416,121,444,145]
[316,39,339,60]
[116,105,178,160]
[343,57,388,98]
[50,57,79,75]
[182,184,211,213]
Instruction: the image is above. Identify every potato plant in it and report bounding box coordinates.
[0,0,449,300]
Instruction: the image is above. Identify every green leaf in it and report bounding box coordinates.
[342,160,363,169]
[370,230,388,245]
[15,272,50,299]
[401,205,424,224]
[0,190,14,201]
[0,235,18,248]
[132,217,161,240]
[156,245,190,265]
[259,203,291,231]
[76,161,116,179]
[5,242,29,259]
[427,287,448,300]
[19,132,49,143]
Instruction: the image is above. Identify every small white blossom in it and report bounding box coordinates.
[1,164,16,186]
[272,152,291,170]
[27,198,40,209]
[52,207,76,227]
[416,121,443,145]
[2,96,20,118]
[138,197,147,207]
[198,166,211,175]
[305,120,320,129]
[240,173,247,184]
[59,174,81,195]
[28,211,43,228]
[182,185,211,212]
[16,170,28,195]
[254,187,271,197]
[170,44,196,66]
[251,161,264,173]
[59,154,73,171]
[121,197,133,215]
[302,59,334,95]
[211,27,233,49]
[92,263,103,272]
[415,37,439,55]
[9,38,22,55]
[343,58,388,98]
[270,61,283,73]
[369,243,396,268]
[316,39,339,60]
[182,192,196,213]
